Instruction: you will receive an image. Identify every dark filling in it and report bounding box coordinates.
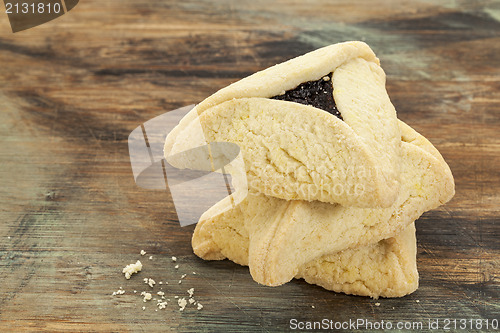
[271,74,342,120]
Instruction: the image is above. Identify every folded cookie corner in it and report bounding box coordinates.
[296,223,419,299]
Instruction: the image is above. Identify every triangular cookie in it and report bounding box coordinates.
[191,121,454,289]
[165,41,402,208]
[195,216,418,298]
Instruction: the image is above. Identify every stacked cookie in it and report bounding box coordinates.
[164,42,455,298]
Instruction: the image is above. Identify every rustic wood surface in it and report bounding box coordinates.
[0,0,499,331]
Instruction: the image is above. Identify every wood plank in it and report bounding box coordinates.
[0,0,498,331]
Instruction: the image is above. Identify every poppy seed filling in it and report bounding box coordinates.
[271,74,342,120]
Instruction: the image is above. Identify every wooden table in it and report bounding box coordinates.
[1,0,498,331]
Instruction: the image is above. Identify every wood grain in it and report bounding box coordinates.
[0,0,498,331]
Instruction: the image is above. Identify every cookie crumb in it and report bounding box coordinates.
[149,255,153,260]
[416,300,420,303]
[122,260,142,279]
[375,302,380,307]
[140,250,146,256]
[175,265,179,269]
[180,274,187,279]
[145,278,156,288]
[141,291,152,302]
[178,280,182,284]
[172,256,177,262]
[178,298,187,311]
[311,305,315,309]
[187,288,194,297]
[197,303,203,310]
[112,290,122,296]
[112,287,125,296]
[142,306,146,310]
[189,298,195,304]
[157,291,165,296]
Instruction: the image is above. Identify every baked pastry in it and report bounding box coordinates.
[162,42,455,298]
[296,223,418,298]
[191,121,454,292]
[164,41,402,208]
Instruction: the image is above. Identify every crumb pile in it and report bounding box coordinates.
[112,250,203,312]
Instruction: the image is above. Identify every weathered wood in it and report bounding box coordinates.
[0,0,498,331]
